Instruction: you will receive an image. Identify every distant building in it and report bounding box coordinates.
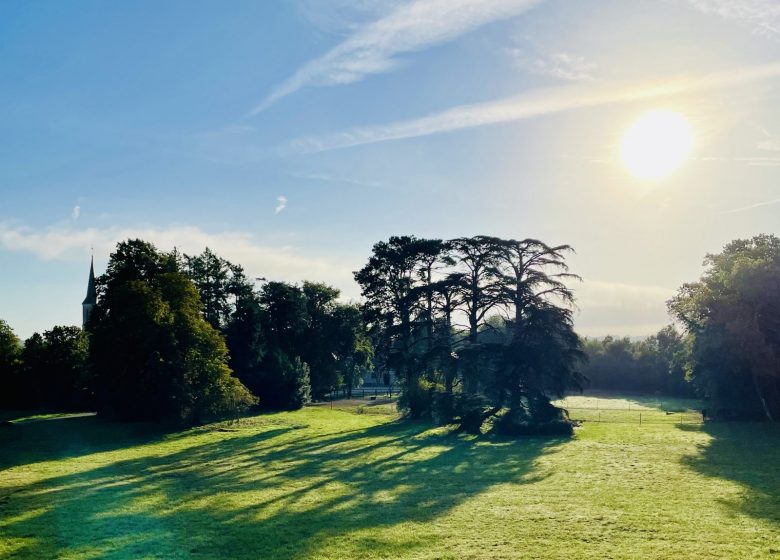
[82,257,97,328]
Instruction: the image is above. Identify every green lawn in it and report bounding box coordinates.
[1,397,779,559]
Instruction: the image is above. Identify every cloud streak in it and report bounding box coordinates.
[0,222,360,297]
[275,195,288,214]
[287,62,780,152]
[507,47,597,81]
[684,0,780,37]
[721,196,780,214]
[252,0,542,113]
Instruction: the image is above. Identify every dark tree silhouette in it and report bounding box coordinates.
[90,240,256,424]
[670,234,780,420]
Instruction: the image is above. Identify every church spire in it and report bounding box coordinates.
[82,256,97,327]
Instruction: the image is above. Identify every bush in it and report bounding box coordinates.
[491,410,574,436]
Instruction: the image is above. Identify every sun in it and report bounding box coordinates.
[620,109,693,180]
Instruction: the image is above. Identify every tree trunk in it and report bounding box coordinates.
[752,373,774,421]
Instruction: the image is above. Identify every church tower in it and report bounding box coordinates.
[82,257,97,328]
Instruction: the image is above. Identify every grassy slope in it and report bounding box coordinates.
[1,399,779,559]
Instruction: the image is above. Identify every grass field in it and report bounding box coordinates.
[1,396,779,559]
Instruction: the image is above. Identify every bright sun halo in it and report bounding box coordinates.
[620,109,693,180]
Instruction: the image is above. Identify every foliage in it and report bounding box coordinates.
[250,349,312,410]
[355,235,585,433]
[581,326,693,397]
[0,319,23,409]
[669,234,780,420]
[90,240,256,424]
[21,326,92,410]
[185,248,253,330]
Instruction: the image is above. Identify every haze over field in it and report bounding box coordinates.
[2,0,779,337]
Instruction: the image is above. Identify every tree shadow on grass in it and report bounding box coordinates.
[0,413,565,559]
[0,414,178,472]
[680,422,780,527]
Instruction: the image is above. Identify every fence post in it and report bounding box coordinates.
[639,413,642,426]
[598,410,601,423]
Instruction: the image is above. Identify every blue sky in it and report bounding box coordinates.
[2,0,779,338]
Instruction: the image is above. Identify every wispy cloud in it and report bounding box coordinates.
[252,0,542,113]
[0,222,359,296]
[287,62,780,152]
[721,196,780,214]
[291,171,383,188]
[507,47,597,81]
[275,195,288,214]
[71,206,81,222]
[701,155,780,165]
[684,0,780,37]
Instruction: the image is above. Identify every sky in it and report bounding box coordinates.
[1,0,779,339]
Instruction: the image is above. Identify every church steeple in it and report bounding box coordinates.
[82,256,97,327]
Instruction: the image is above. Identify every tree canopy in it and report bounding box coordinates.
[670,234,780,420]
[90,240,256,424]
[355,234,585,434]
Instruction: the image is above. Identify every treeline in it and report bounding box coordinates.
[581,326,693,397]
[0,325,91,411]
[356,235,585,435]
[4,233,780,426]
[0,240,372,424]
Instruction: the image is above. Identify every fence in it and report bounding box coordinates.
[564,407,703,425]
[327,386,400,400]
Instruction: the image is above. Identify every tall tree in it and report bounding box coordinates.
[670,234,780,420]
[301,281,341,399]
[449,236,503,396]
[450,236,503,344]
[225,292,267,397]
[355,236,440,415]
[254,281,312,408]
[357,234,585,433]
[185,248,254,329]
[91,240,256,424]
[330,303,374,398]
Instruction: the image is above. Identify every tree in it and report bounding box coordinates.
[670,234,780,420]
[0,320,23,409]
[90,240,256,424]
[358,234,585,434]
[355,236,442,416]
[225,292,267,397]
[253,281,312,409]
[301,281,341,399]
[450,236,503,345]
[331,303,374,398]
[580,328,693,396]
[21,326,91,410]
[185,248,254,329]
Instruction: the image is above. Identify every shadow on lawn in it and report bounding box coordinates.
[0,413,564,559]
[681,422,780,527]
[0,414,185,471]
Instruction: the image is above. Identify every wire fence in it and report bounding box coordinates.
[564,407,704,425]
[327,386,400,400]
[318,391,705,424]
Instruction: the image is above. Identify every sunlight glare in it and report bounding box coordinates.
[620,110,693,181]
